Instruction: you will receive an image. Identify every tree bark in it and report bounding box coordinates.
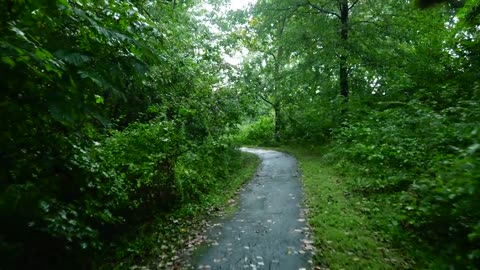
[272,16,287,142]
[339,0,349,100]
[274,103,282,142]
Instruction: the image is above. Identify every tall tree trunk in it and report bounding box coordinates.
[339,0,349,100]
[272,16,287,142]
[274,103,281,142]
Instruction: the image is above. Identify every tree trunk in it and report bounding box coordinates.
[274,103,281,142]
[339,0,349,100]
[272,16,287,142]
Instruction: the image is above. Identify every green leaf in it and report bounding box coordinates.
[95,94,104,104]
[1,56,15,67]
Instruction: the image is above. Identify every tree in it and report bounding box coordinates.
[238,2,297,141]
[305,0,360,99]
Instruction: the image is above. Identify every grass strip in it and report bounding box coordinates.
[280,145,411,270]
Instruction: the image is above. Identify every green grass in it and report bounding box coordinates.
[104,151,261,269]
[279,145,412,270]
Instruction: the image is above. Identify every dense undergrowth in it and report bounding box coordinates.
[333,104,480,269]
[103,152,260,269]
[0,0,247,269]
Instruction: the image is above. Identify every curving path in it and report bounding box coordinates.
[193,148,312,270]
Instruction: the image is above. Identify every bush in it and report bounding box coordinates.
[234,115,275,146]
[0,118,243,269]
[329,100,480,268]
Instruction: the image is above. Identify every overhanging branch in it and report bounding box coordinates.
[307,1,340,18]
[349,0,361,10]
[258,93,274,107]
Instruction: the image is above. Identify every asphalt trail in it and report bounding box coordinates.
[193,148,312,270]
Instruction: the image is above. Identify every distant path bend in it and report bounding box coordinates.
[194,148,312,270]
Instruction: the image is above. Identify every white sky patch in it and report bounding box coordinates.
[224,47,249,65]
[444,16,459,29]
[229,0,257,10]
[198,0,256,13]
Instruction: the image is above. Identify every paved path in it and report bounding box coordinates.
[193,148,312,270]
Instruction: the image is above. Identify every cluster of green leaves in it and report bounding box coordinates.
[236,0,480,268]
[0,0,246,269]
[334,102,480,267]
[234,115,275,146]
[331,3,480,267]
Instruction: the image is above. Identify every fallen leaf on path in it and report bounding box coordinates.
[302,239,314,244]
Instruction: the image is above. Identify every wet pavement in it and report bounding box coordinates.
[193,148,312,270]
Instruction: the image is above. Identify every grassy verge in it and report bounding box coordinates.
[279,145,412,270]
[104,151,260,269]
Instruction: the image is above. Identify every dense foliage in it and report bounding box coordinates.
[236,0,480,268]
[3,0,480,268]
[0,0,245,268]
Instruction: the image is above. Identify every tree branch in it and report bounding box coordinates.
[307,1,340,18]
[349,0,361,10]
[258,92,274,107]
[265,51,277,62]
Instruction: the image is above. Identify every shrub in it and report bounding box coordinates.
[234,115,275,146]
[330,100,480,268]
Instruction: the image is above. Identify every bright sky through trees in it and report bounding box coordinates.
[230,0,257,10]
[223,0,257,65]
[192,0,255,65]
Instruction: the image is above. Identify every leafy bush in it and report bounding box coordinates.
[234,115,275,146]
[329,99,480,268]
[0,0,245,269]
